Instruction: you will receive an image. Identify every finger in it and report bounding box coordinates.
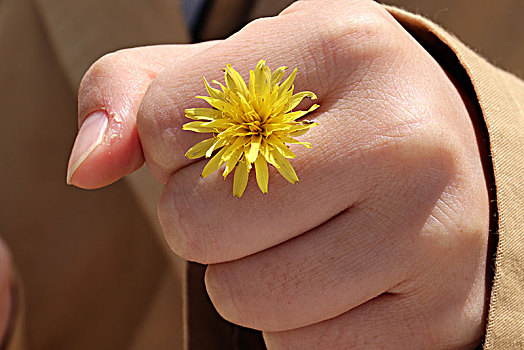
[203,159,463,331]
[137,0,398,182]
[204,204,411,332]
[262,291,485,349]
[67,42,218,189]
[159,132,454,264]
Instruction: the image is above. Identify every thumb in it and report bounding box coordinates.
[67,42,217,189]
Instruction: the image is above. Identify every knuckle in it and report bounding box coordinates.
[78,51,119,94]
[136,75,172,166]
[78,48,138,99]
[322,13,388,55]
[158,181,210,263]
[277,0,310,17]
[241,16,277,37]
[314,2,401,66]
[205,264,254,328]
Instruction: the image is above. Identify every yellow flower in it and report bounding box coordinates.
[183,60,319,197]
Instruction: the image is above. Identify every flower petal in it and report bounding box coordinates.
[223,147,244,179]
[272,149,299,184]
[289,128,311,137]
[185,108,221,121]
[286,121,318,134]
[202,147,227,178]
[280,135,312,148]
[270,66,287,88]
[267,134,296,159]
[196,96,231,111]
[260,139,276,166]
[222,136,250,160]
[264,123,292,134]
[270,104,319,125]
[254,60,267,97]
[254,154,269,193]
[182,121,216,133]
[285,92,318,112]
[245,134,262,163]
[203,77,225,100]
[278,68,297,96]
[202,119,233,130]
[271,88,294,116]
[185,138,216,159]
[205,138,228,158]
[233,158,251,198]
[225,64,248,97]
[248,70,258,108]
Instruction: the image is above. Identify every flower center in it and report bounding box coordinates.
[247,120,263,133]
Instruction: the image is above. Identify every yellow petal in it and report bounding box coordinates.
[272,150,299,183]
[260,139,275,166]
[203,77,225,100]
[287,121,318,134]
[233,158,251,198]
[217,125,250,138]
[285,92,317,112]
[264,123,292,134]
[270,66,287,88]
[185,108,221,121]
[182,121,216,133]
[270,104,319,124]
[254,60,268,97]
[286,104,319,122]
[280,136,312,148]
[201,119,233,130]
[222,136,250,160]
[248,70,258,108]
[289,128,310,137]
[267,134,296,159]
[205,138,228,158]
[245,134,262,163]
[254,154,269,193]
[196,96,230,111]
[225,64,248,97]
[212,79,229,94]
[202,148,227,178]
[185,138,216,159]
[278,68,297,96]
[270,88,294,116]
[223,147,244,179]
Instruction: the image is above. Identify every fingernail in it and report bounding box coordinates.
[66,111,108,184]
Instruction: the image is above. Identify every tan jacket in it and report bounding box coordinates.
[1,0,523,349]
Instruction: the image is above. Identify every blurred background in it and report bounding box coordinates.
[0,0,522,349]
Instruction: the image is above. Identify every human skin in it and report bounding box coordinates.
[68,0,490,348]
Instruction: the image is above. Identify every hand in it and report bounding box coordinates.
[68,0,490,348]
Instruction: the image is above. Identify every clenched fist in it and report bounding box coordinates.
[67,0,490,348]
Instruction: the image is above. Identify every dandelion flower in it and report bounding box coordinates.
[183,60,319,197]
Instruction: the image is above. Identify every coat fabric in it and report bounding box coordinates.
[0,0,523,349]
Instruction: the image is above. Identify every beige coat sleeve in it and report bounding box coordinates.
[386,6,524,349]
